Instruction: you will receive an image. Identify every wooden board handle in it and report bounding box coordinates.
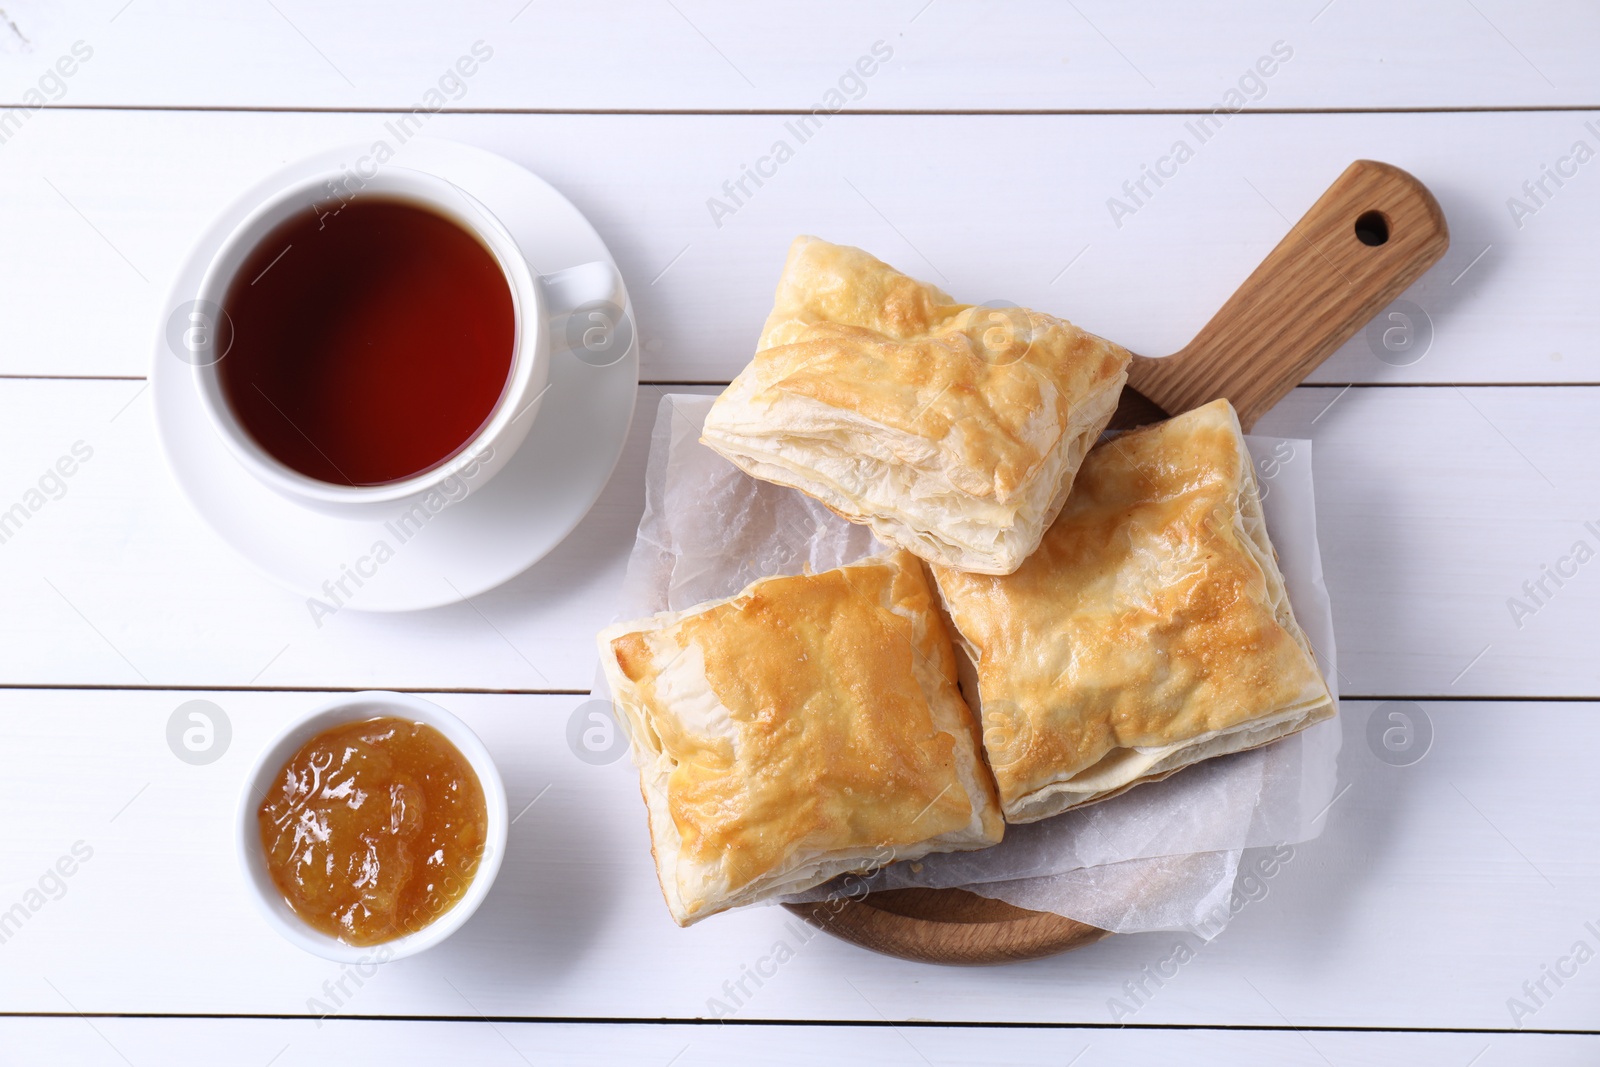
[1124,160,1449,429]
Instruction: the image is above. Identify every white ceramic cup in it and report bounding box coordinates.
[188,165,621,517]
[236,691,509,963]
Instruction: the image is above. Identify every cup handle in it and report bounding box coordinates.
[538,261,632,368]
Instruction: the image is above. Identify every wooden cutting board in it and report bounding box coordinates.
[783,159,1450,965]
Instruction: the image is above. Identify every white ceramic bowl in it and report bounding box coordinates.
[236,691,508,962]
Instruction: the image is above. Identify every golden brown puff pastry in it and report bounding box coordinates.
[596,549,1004,925]
[700,237,1130,576]
[932,399,1335,823]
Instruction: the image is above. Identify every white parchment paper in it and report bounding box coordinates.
[604,394,1341,936]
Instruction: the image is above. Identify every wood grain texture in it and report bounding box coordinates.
[783,889,1108,965]
[1107,380,1174,431]
[1126,160,1450,429]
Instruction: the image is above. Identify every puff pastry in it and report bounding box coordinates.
[700,237,1130,575]
[932,399,1335,823]
[596,549,1004,925]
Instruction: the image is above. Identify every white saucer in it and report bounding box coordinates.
[152,139,638,611]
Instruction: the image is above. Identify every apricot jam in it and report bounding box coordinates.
[258,717,488,946]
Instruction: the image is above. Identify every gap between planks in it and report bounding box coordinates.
[3,105,1599,117]
[0,1011,1593,1035]
[0,685,1592,702]
[7,379,1600,389]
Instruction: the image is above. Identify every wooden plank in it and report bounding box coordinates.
[0,1017,1590,1067]
[0,691,1595,1031]
[1256,385,1600,699]
[0,380,1591,697]
[0,109,1595,383]
[1,0,1595,111]
[0,377,693,693]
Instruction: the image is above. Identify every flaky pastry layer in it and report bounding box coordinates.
[596,550,1003,925]
[933,399,1336,823]
[701,237,1130,575]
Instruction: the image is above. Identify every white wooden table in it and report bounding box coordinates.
[2,2,1597,1063]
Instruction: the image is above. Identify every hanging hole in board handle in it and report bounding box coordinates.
[1354,210,1390,246]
